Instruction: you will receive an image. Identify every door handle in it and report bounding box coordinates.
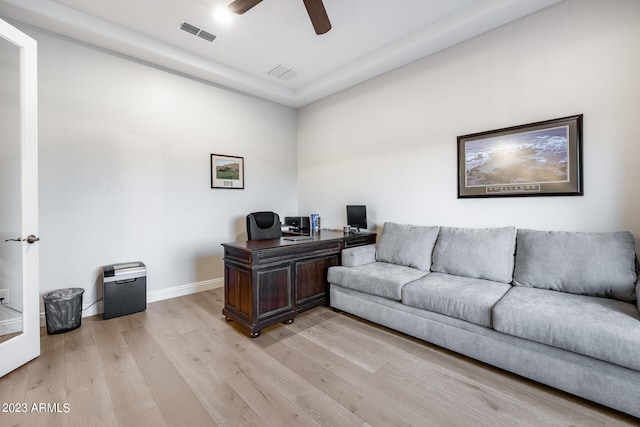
[4,235,39,244]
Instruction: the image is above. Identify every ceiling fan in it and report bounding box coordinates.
[228,0,332,35]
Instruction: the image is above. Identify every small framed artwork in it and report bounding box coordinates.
[211,154,244,189]
[457,114,583,198]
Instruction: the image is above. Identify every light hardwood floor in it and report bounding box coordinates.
[1,288,638,427]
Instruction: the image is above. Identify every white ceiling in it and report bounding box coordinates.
[0,0,562,107]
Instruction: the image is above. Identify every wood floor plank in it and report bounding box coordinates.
[294,388,373,427]
[89,316,167,427]
[214,323,373,427]
[287,310,389,373]
[1,288,638,427]
[296,311,573,426]
[63,336,119,427]
[21,332,68,427]
[275,321,460,426]
[0,358,29,427]
[141,306,265,427]
[121,325,216,427]
[111,311,145,333]
[144,296,208,335]
[375,356,603,427]
[216,327,316,401]
[316,308,630,425]
[181,326,320,427]
[256,330,430,427]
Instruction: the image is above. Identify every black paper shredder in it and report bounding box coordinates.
[102,261,146,320]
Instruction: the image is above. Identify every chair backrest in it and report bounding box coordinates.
[246,211,283,240]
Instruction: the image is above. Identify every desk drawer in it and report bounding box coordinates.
[344,234,377,248]
[255,241,341,265]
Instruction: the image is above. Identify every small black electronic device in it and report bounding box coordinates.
[284,216,310,232]
[346,205,367,232]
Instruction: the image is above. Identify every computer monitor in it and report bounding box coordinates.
[346,205,367,231]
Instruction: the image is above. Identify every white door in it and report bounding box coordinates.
[0,18,39,377]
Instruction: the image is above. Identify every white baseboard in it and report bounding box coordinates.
[0,317,22,335]
[39,277,224,326]
[147,277,223,304]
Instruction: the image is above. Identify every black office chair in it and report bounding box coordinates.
[246,211,283,240]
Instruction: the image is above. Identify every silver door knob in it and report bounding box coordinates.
[25,235,39,244]
[4,235,39,243]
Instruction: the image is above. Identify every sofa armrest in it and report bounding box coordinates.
[342,244,376,267]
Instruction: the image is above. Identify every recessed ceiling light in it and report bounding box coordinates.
[214,7,232,24]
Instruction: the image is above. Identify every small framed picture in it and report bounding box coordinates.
[211,154,244,189]
[457,114,583,198]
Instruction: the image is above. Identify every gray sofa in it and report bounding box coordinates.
[328,223,640,418]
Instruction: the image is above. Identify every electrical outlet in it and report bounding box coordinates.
[0,289,9,304]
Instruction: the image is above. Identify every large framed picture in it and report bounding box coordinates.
[457,115,583,198]
[211,153,244,189]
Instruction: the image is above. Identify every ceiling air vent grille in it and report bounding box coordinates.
[197,30,216,42]
[179,21,217,43]
[266,64,299,81]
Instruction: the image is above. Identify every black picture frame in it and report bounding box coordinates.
[211,153,244,189]
[457,114,583,198]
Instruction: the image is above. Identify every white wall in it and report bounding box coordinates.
[10,0,640,315]
[297,0,640,246]
[25,26,297,309]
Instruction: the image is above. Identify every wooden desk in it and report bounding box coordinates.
[222,231,376,337]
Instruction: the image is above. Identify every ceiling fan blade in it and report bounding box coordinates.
[302,0,332,35]
[228,0,263,14]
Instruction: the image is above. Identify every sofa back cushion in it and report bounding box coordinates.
[376,222,439,271]
[431,226,516,283]
[513,229,637,302]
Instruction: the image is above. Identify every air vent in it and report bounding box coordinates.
[179,21,217,43]
[179,21,200,35]
[197,30,216,42]
[266,64,299,81]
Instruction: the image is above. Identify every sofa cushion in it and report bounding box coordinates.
[402,272,512,327]
[431,226,516,283]
[327,262,428,300]
[493,286,640,371]
[376,222,440,271]
[513,229,637,302]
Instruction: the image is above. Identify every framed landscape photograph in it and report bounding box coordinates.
[457,115,583,198]
[211,154,244,189]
